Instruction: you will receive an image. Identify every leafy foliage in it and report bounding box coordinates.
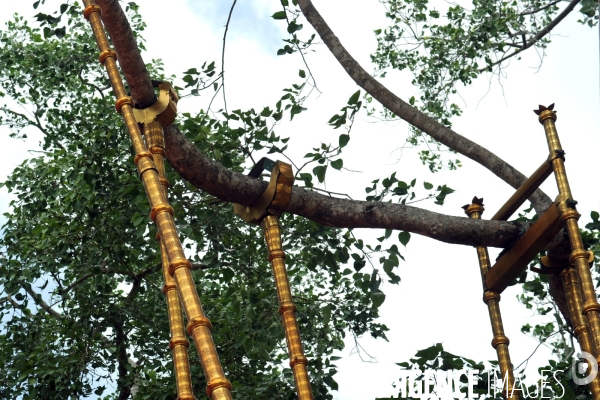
[0,5,395,399]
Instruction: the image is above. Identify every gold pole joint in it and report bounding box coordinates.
[290,355,309,368]
[162,283,177,294]
[278,302,298,315]
[150,203,174,222]
[268,250,286,261]
[169,336,190,349]
[206,378,233,398]
[570,249,591,265]
[115,96,133,113]
[134,151,153,166]
[491,335,510,348]
[159,177,170,187]
[99,49,117,65]
[483,291,500,304]
[150,146,166,156]
[83,4,101,20]
[186,316,213,335]
[574,324,590,336]
[583,303,600,315]
[168,258,191,276]
[559,207,580,223]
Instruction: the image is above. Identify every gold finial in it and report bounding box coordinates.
[462,196,484,216]
[534,103,557,123]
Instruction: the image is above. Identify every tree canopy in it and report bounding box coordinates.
[0,0,598,399]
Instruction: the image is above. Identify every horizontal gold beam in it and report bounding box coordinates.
[485,202,562,293]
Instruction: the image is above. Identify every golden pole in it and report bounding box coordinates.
[233,160,313,399]
[262,215,313,400]
[144,121,195,400]
[542,257,600,399]
[464,199,519,400]
[82,3,232,399]
[536,105,600,363]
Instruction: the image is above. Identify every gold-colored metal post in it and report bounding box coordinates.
[144,121,195,400]
[543,257,600,399]
[537,105,600,364]
[233,160,313,399]
[464,199,519,400]
[261,215,313,400]
[82,3,232,398]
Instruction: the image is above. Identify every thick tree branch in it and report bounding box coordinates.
[296,0,552,215]
[164,125,526,248]
[95,0,156,108]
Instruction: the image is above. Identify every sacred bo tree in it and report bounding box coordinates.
[0,0,598,399]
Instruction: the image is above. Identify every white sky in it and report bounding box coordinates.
[1,1,599,399]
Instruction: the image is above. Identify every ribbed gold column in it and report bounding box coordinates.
[556,263,600,398]
[261,215,313,400]
[144,121,195,400]
[538,106,600,364]
[464,201,518,400]
[82,3,232,399]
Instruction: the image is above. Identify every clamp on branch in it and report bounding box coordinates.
[233,158,294,223]
[132,81,179,126]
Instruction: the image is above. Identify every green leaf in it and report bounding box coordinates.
[348,90,360,105]
[272,11,287,20]
[330,159,343,170]
[371,290,385,308]
[398,231,411,246]
[299,69,306,78]
[313,165,327,183]
[339,134,350,148]
[423,182,433,190]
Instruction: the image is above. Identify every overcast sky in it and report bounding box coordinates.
[1,1,599,399]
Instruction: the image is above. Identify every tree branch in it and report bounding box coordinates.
[520,0,563,16]
[296,0,552,215]
[94,0,156,108]
[480,0,581,71]
[164,124,526,248]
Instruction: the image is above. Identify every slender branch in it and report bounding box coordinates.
[520,0,563,16]
[295,0,552,215]
[221,0,238,115]
[480,0,581,71]
[21,282,63,319]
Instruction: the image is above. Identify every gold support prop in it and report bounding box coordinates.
[82,3,232,399]
[485,202,563,293]
[464,198,519,400]
[234,161,314,400]
[542,257,600,399]
[144,120,195,400]
[536,104,600,363]
[491,160,553,222]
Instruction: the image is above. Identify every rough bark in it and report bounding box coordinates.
[296,0,553,215]
[165,124,526,247]
[95,0,156,108]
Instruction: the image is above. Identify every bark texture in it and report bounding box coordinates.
[95,0,156,108]
[165,124,526,247]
